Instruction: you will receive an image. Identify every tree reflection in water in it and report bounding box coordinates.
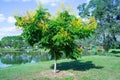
[0,51,51,65]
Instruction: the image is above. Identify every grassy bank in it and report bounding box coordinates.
[0,55,120,80]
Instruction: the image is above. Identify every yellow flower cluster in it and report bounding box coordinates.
[86,17,97,30]
[38,21,48,33]
[70,18,83,30]
[58,28,71,40]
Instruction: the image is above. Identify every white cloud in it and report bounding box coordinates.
[4,0,61,3]
[86,0,90,3]
[0,13,16,23]
[38,0,60,4]
[7,16,16,23]
[4,0,11,1]
[0,26,22,39]
[22,0,31,2]
[0,14,6,22]
[4,0,31,2]
[4,0,63,3]
[50,3,57,7]
[0,26,15,32]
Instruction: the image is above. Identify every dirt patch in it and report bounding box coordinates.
[35,70,74,79]
[16,70,76,80]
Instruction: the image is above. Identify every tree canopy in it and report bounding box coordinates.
[78,0,120,50]
[15,6,97,72]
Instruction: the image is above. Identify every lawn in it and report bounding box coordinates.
[0,55,120,80]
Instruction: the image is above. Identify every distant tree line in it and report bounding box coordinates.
[0,36,30,49]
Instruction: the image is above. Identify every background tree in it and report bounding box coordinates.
[0,36,28,49]
[0,41,2,48]
[15,6,97,73]
[78,0,120,51]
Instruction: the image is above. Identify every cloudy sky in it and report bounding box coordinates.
[0,0,89,40]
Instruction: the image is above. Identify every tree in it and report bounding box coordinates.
[0,41,2,48]
[78,0,120,51]
[15,6,97,73]
[0,36,27,49]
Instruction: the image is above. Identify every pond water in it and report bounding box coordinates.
[0,50,51,68]
[0,60,12,68]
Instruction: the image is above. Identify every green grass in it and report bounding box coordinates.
[0,55,120,80]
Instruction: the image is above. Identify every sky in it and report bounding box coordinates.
[0,0,89,40]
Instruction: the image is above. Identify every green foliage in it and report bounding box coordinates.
[0,41,2,48]
[15,7,97,60]
[15,8,50,46]
[0,36,28,49]
[78,0,120,50]
[1,36,22,41]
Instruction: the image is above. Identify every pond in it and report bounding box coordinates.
[0,50,51,68]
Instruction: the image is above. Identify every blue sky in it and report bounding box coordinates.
[0,0,89,39]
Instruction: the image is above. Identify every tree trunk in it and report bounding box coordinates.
[54,51,57,73]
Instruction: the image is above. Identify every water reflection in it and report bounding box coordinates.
[0,51,51,68]
[0,60,11,68]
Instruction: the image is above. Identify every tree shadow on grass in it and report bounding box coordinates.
[51,60,103,71]
[111,50,120,54]
[114,55,120,57]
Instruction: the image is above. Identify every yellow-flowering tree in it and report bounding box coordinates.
[15,7,97,73]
